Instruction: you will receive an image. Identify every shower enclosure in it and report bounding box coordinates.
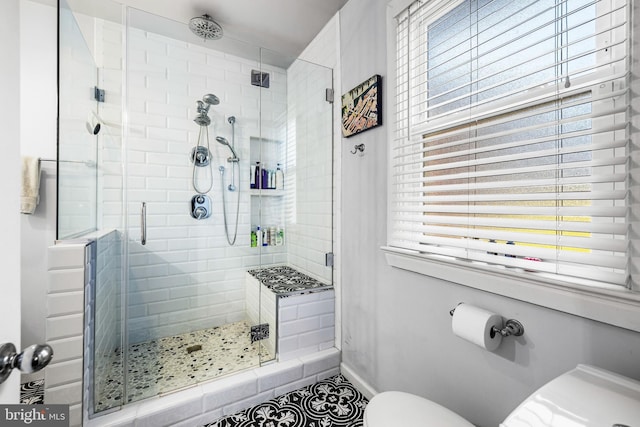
[58,0,334,417]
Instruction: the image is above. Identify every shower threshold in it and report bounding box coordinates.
[95,320,273,413]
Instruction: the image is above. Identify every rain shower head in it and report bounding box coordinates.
[189,14,223,41]
[216,136,239,161]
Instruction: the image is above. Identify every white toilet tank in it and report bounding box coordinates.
[501,364,640,427]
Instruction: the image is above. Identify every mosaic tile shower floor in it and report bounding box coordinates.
[96,320,273,412]
[205,374,368,427]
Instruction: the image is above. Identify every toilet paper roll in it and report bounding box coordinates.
[451,304,503,351]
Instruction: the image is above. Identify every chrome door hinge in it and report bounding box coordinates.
[325,88,334,104]
[325,252,334,267]
[94,86,105,103]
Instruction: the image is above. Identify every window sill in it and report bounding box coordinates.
[382,246,640,333]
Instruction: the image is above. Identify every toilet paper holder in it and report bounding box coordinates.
[449,303,525,338]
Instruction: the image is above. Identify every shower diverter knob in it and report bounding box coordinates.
[0,343,54,384]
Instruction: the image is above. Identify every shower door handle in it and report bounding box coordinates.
[141,202,147,245]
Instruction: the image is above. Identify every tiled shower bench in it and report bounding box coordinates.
[245,265,335,361]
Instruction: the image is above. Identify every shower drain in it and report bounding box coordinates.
[186,344,202,354]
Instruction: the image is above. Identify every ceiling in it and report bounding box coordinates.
[122,0,347,59]
[54,0,348,64]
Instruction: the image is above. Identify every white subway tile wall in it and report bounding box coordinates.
[77,15,336,346]
[93,230,123,415]
[285,60,334,284]
[46,241,91,427]
[278,290,335,361]
[245,274,277,356]
[96,24,292,344]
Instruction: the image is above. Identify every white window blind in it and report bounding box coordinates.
[390,0,630,288]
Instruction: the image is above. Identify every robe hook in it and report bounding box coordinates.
[351,143,365,154]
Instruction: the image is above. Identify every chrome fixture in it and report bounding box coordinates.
[191,194,212,219]
[351,143,365,154]
[189,14,223,41]
[251,70,270,88]
[226,116,237,191]
[193,93,219,127]
[492,319,525,338]
[191,146,211,167]
[449,303,525,338]
[140,202,147,245]
[191,94,219,194]
[218,115,240,245]
[216,136,239,163]
[0,343,53,385]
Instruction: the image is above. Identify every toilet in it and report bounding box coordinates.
[363,365,640,426]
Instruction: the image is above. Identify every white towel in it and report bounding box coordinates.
[21,156,41,214]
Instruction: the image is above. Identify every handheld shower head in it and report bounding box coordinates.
[216,136,239,161]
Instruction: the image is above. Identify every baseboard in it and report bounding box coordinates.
[340,362,378,400]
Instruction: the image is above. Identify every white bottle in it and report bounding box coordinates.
[250,164,257,189]
[275,163,284,190]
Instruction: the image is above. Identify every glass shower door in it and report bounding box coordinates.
[121,7,267,405]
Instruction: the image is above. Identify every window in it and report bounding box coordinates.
[389,0,632,290]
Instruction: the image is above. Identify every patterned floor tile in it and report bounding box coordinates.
[204,374,368,427]
[247,265,333,294]
[20,379,44,404]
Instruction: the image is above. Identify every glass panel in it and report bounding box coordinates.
[59,0,335,414]
[58,0,126,415]
[123,7,268,405]
[57,0,99,239]
[280,57,334,284]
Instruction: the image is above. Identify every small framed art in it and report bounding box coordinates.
[341,74,382,138]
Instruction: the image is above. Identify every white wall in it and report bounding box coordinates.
[0,0,22,405]
[19,0,57,364]
[338,1,640,427]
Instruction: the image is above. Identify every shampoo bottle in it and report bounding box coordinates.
[275,163,284,190]
[250,164,257,189]
[250,228,257,247]
[254,162,261,189]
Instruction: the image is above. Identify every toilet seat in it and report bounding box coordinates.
[363,365,640,427]
[364,391,474,427]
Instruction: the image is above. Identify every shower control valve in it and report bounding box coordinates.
[191,194,212,220]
